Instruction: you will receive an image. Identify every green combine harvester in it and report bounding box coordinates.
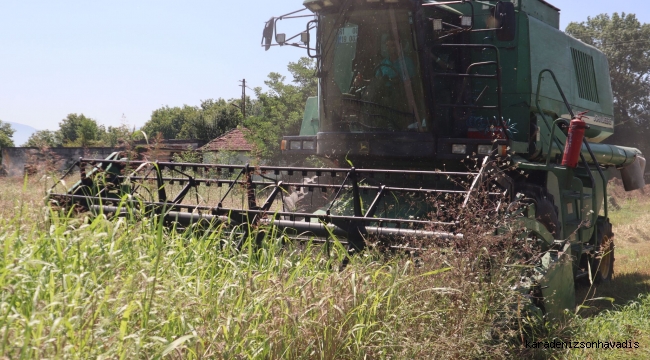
[51,0,646,318]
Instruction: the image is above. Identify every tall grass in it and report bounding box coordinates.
[0,177,593,358]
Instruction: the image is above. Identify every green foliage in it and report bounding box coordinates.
[171,146,201,163]
[244,57,317,162]
[0,177,544,358]
[23,130,61,148]
[566,294,650,359]
[101,124,135,147]
[0,120,15,163]
[44,114,140,148]
[0,119,15,149]
[203,149,242,165]
[566,13,650,155]
[57,113,103,146]
[142,99,241,141]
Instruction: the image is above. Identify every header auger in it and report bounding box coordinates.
[51,0,646,318]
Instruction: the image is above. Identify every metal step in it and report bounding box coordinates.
[562,190,591,200]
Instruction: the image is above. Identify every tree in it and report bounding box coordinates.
[57,113,103,147]
[24,130,60,148]
[101,124,134,148]
[0,120,15,148]
[566,13,650,156]
[178,99,241,140]
[244,57,317,161]
[0,120,15,163]
[141,106,188,140]
[142,98,241,141]
[0,119,15,163]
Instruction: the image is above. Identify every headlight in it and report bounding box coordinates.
[432,19,443,31]
[460,16,473,27]
[452,144,467,155]
[478,145,492,156]
[302,141,315,150]
[290,141,302,150]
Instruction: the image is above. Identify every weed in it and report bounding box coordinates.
[1,175,649,358]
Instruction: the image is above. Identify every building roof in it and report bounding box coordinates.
[201,128,254,152]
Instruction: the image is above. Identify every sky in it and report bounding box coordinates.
[1,0,648,132]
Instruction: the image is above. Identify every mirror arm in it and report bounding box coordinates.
[274,18,280,43]
[307,19,320,59]
[466,1,475,31]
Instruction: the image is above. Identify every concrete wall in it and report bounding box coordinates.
[1,147,116,177]
[202,150,252,165]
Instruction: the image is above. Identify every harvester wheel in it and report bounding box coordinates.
[515,183,561,238]
[592,220,615,284]
[514,184,573,319]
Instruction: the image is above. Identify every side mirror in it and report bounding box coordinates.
[262,17,275,51]
[300,31,310,45]
[495,1,516,42]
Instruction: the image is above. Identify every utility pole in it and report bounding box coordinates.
[239,79,246,119]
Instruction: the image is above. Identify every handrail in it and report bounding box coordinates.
[535,70,570,153]
[534,69,608,230]
[546,119,565,167]
[433,44,507,141]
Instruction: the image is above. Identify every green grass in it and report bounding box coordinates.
[608,198,650,227]
[3,177,650,359]
[565,294,650,359]
[563,186,650,359]
[1,177,548,359]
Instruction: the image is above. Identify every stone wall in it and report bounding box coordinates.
[1,140,210,178]
[0,147,116,177]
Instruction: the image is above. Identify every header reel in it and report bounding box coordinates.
[48,154,509,253]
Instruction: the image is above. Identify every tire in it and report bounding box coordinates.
[592,220,615,284]
[514,183,573,319]
[514,183,561,238]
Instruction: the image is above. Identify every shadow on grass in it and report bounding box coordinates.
[575,271,650,317]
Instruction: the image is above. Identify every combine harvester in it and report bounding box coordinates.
[50,0,645,317]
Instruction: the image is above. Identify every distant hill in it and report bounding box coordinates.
[6,122,38,147]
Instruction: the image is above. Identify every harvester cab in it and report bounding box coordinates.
[50,0,646,318]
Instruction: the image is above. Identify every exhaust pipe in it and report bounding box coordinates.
[621,155,646,191]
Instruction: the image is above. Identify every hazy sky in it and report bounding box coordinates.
[1,0,648,131]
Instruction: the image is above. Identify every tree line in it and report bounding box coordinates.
[5,57,316,163]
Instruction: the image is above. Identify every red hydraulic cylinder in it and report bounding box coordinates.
[561,112,588,168]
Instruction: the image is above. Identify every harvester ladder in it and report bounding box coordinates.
[432,43,509,141]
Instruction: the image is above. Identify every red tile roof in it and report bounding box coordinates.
[200,128,254,152]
